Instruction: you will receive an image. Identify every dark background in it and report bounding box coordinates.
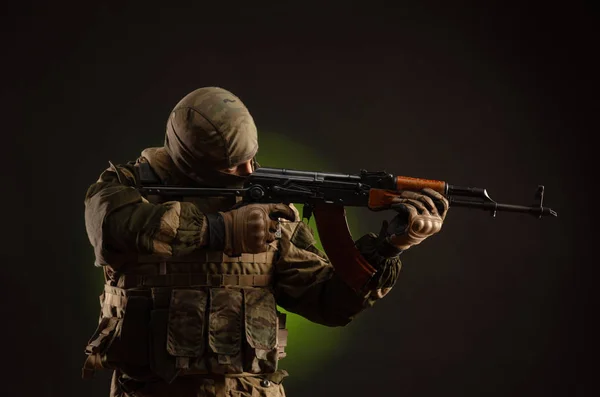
[2,3,596,397]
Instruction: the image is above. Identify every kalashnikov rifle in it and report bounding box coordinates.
[139,167,557,289]
[138,167,557,219]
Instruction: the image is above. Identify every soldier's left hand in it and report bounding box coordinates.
[384,188,449,251]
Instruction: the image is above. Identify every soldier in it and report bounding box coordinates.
[83,87,448,397]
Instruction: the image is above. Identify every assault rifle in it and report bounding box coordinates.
[138,167,557,219]
[139,167,556,289]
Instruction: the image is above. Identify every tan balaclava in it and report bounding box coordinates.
[164,87,258,187]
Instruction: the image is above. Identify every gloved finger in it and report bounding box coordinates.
[391,202,419,219]
[268,204,297,222]
[410,216,442,235]
[391,198,429,215]
[398,190,438,215]
[265,230,276,244]
[268,219,278,233]
[390,202,409,215]
[421,188,449,217]
[387,214,408,235]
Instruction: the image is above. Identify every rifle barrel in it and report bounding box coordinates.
[450,199,557,217]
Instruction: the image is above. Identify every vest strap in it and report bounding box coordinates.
[118,273,273,288]
[137,251,275,264]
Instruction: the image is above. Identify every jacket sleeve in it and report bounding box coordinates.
[84,161,209,267]
[273,220,402,327]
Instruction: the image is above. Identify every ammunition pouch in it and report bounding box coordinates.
[82,286,152,380]
[148,286,284,383]
[83,252,287,383]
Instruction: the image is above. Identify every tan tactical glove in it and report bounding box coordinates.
[384,188,449,251]
[216,203,296,256]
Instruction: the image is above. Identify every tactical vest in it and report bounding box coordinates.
[82,163,288,383]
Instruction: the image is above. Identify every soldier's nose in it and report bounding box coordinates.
[237,160,253,176]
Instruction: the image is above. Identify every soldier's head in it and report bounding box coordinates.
[164,87,258,187]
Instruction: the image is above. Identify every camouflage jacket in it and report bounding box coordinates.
[83,148,402,383]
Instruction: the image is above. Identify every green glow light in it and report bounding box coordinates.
[86,131,363,382]
[256,131,359,380]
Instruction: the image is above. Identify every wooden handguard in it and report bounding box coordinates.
[313,203,376,291]
[395,176,446,193]
[368,177,447,211]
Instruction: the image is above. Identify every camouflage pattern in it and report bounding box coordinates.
[165,87,258,187]
[244,288,279,374]
[111,371,287,397]
[166,289,207,358]
[354,233,404,301]
[84,152,402,396]
[84,157,213,268]
[208,288,244,373]
[84,87,403,396]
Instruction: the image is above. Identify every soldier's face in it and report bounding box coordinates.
[219,159,253,177]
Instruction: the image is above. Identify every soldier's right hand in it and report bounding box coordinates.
[210,203,296,256]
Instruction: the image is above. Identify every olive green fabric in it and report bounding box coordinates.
[274,221,402,326]
[84,86,403,397]
[84,152,402,397]
[84,159,209,268]
[111,370,288,397]
[354,233,404,301]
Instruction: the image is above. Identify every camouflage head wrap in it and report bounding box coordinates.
[164,87,258,187]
